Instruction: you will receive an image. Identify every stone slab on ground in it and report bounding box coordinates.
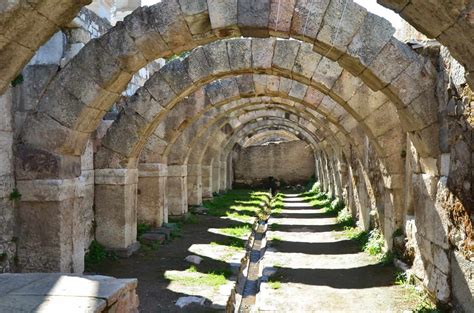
[107,241,140,258]
[0,273,138,312]
[175,296,206,308]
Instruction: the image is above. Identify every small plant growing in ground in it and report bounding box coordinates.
[84,240,117,271]
[268,280,281,289]
[219,224,252,238]
[343,227,370,249]
[395,271,442,313]
[9,188,21,201]
[364,229,394,264]
[184,214,199,224]
[137,223,151,239]
[336,210,354,227]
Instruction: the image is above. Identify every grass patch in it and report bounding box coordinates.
[270,237,283,247]
[343,227,370,249]
[219,224,252,238]
[184,214,199,224]
[203,189,269,219]
[165,269,228,287]
[270,223,282,231]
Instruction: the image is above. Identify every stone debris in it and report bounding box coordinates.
[184,255,204,265]
[191,206,209,214]
[175,296,206,308]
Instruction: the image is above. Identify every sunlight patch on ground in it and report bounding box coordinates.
[188,243,245,263]
[268,217,337,226]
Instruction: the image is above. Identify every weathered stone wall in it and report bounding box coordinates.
[0,88,16,273]
[233,141,315,187]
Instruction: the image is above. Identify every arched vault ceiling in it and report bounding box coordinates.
[19,5,440,178]
[2,0,472,94]
[240,129,301,147]
[0,0,92,93]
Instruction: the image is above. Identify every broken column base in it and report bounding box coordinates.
[106,241,140,258]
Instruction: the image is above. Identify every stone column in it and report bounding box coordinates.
[137,163,168,227]
[212,160,221,194]
[201,165,212,199]
[226,153,233,190]
[167,165,188,217]
[95,169,139,257]
[187,164,202,206]
[219,161,227,193]
[17,178,81,272]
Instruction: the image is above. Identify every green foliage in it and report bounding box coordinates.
[84,240,117,270]
[165,270,228,287]
[9,188,22,201]
[268,281,281,289]
[343,227,370,249]
[137,223,151,239]
[364,229,385,256]
[336,210,354,227]
[219,224,252,238]
[11,74,23,87]
[165,51,191,63]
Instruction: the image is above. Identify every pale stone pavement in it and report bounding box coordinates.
[258,194,416,313]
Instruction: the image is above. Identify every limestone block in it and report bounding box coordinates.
[123,6,172,61]
[202,40,231,76]
[304,87,325,107]
[167,176,188,215]
[69,39,132,94]
[331,70,365,102]
[312,57,343,92]
[315,0,367,58]
[207,0,238,32]
[364,102,399,137]
[236,75,256,96]
[205,78,239,105]
[237,0,271,37]
[143,72,178,108]
[100,109,147,158]
[272,40,300,73]
[98,23,147,73]
[128,88,163,123]
[147,0,195,53]
[138,163,168,177]
[227,39,252,71]
[293,42,321,81]
[268,0,296,37]
[451,251,474,312]
[95,183,138,249]
[95,169,138,185]
[24,109,88,154]
[343,13,394,75]
[178,0,211,35]
[289,81,308,99]
[252,38,276,70]
[365,37,417,88]
[167,165,188,177]
[290,0,330,41]
[183,47,212,83]
[440,153,450,177]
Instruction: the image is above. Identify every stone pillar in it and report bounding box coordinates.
[137,163,168,227]
[226,154,233,190]
[17,178,82,272]
[201,165,212,199]
[212,160,221,194]
[167,165,188,217]
[95,169,139,257]
[219,161,227,192]
[187,164,202,206]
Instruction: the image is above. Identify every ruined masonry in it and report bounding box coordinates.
[0,0,472,312]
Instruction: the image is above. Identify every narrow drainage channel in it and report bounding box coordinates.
[227,193,272,313]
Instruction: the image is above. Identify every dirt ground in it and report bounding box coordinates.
[87,215,246,312]
[259,194,417,313]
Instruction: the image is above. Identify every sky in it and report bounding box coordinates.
[140,0,402,29]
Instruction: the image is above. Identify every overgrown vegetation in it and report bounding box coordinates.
[395,271,443,313]
[9,188,22,201]
[137,223,151,238]
[11,74,23,87]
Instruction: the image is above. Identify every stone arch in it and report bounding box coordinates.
[0,0,91,93]
[18,6,438,175]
